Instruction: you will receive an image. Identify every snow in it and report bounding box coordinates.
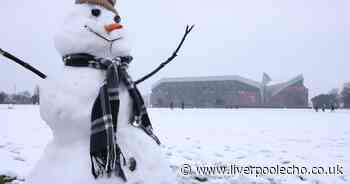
[1,4,349,184]
[0,105,52,178]
[54,4,131,59]
[29,3,174,184]
[1,105,349,184]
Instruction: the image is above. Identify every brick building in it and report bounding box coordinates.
[151,74,309,108]
[265,75,309,107]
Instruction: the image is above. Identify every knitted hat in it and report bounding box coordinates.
[75,0,118,14]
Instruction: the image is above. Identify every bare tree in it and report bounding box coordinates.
[32,85,40,104]
[341,88,350,108]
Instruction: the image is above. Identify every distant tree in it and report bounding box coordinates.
[19,91,31,98]
[328,88,339,96]
[341,88,350,108]
[32,85,40,104]
[13,91,32,104]
[311,94,339,109]
[328,88,341,106]
[0,92,8,104]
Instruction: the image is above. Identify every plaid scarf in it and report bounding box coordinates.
[63,53,161,182]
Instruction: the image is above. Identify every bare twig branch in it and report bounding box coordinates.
[0,25,195,83]
[0,48,47,79]
[135,25,195,85]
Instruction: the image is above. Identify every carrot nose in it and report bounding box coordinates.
[105,23,123,33]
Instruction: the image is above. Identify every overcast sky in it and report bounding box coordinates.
[0,0,349,97]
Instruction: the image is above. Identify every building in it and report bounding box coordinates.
[151,74,309,108]
[265,75,308,107]
[151,76,262,108]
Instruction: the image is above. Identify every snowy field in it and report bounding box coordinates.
[0,105,349,184]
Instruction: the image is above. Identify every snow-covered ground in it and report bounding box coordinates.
[1,105,349,184]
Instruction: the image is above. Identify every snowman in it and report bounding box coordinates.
[26,0,175,183]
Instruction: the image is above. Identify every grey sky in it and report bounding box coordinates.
[0,0,349,98]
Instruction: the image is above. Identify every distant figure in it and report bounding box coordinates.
[322,105,326,112]
[170,102,174,110]
[181,102,185,110]
[330,104,335,112]
[314,106,319,112]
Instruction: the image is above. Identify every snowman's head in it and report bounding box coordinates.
[55,3,131,59]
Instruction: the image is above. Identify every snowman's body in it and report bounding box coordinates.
[26,4,174,184]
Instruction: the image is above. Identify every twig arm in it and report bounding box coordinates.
[135,25,195,85]
[0,48,47,79]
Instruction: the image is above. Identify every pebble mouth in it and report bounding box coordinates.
[84,25,122,43]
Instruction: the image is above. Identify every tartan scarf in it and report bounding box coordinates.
[63,53,161,182]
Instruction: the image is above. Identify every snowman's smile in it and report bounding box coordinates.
[84,25,122,43]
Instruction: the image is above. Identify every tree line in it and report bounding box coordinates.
[342,87,350,108]
[0,86,39,105]
[311,87,350,109]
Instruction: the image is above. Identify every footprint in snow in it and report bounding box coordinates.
[224,146,231,151]
[13,156,26,162]
[266,177,278,184]
[260,149,272,153]
[166,151,173,157]
[214,153,224,158]
[183,155,193,161]
[10,150,20,154]
[297,175,307,181]
[296,155,306,160]
[281,160,291,165]
[169,165,178,171]
[194,176,208,182]
[235,155,246,159]
[312,180,321,184]
[6,142,12,146]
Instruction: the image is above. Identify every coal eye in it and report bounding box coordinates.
[91,9,101,17]
[114,15,121,23]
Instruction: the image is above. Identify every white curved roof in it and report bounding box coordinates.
[268,75,304,97]
[152,75,262,89]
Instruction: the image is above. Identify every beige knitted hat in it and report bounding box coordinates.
[75,0,118,14]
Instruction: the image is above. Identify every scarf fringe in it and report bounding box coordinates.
[90,153,127,181]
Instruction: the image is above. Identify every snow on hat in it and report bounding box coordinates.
[75,0,118,14]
